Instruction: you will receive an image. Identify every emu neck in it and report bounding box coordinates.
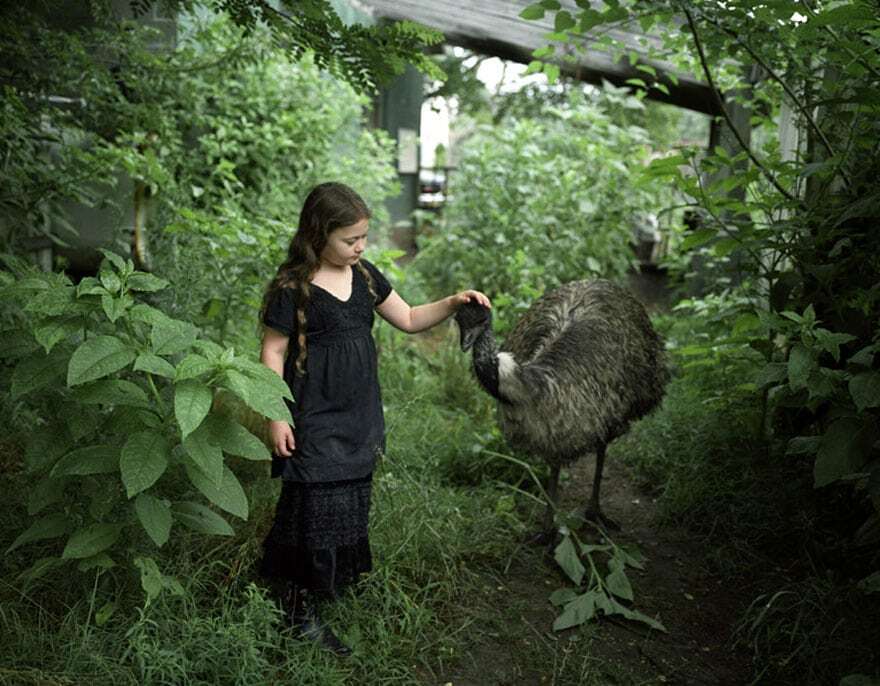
[472,328,502,401]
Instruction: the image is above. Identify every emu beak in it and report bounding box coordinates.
[460,327,479,352]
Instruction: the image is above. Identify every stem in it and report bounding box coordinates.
[146,372,166,416]
[801,0,880,82]
[680,3,801,207]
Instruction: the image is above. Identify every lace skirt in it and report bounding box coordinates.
[259,474,373,597]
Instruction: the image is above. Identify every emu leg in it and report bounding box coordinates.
[526,463,560,546]
[584,443,620,531]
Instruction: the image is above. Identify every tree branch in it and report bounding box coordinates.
[681,3,801,206]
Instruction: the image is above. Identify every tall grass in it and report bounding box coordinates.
[0,325,521,685]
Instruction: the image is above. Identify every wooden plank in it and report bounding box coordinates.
[359,0,718,115]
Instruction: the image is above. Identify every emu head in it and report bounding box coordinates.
[454,300,492,352]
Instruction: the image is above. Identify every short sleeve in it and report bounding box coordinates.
[262,287,296,336]
[361,259,393,305]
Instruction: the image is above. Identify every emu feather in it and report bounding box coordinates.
[455,279,669,533]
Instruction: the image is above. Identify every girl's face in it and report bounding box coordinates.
[320,218,369,268]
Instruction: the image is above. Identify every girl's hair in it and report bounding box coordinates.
[260,182,377,375]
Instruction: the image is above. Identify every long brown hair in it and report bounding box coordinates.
[260,182,376,375]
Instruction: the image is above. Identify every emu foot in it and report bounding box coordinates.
[583,507,621,532]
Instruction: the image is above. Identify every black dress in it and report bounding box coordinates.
[259,258,392,596]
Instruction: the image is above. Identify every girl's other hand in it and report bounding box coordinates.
[269,420,296,458]
[452,290,491,309]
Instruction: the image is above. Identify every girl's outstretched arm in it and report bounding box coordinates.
[376,289,491,334]
[260,327,296,457]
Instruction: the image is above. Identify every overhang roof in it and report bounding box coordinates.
[357,0,719,115]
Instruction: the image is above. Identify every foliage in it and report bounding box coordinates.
[413,85,666,331]
[128,0,444,94]
[0,251,283,593]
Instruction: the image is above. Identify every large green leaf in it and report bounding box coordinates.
[184,463,248,520]
[120,431,171,498]
[553,590,599,631]
[72,380,150,408]
[182,425,224,485]
[11,346,68,398]
[850,371,880,412]
[605,555,634,601]
[814,418,873,488]
[134,493,172,547]
[175,354,214,381]
[222,369,292,423]
[34,317,81,353]
[174,380,213,438]
[202,414,270,461]
[50,445,119,477]
[127,273,169,292]
[67,336,136,386]
[133,352,176,379]
[151,318,198,356]
[61,523,123,559]
[234,357,293,401]
[173,502,234,536]
[787,344,815,391]
[6,514,71,553]
[554,535,585,586]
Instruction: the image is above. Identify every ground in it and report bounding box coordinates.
[431,457,755,686]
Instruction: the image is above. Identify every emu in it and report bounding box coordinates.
[455,279,668,535]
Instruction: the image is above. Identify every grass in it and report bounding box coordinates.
[1,314,878,684]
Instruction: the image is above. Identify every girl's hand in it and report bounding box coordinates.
[269,420,295,458]
[451,290,491,310]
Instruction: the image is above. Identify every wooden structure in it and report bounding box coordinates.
[357,0,719,116]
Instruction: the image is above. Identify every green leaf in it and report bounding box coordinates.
[133,556,184,601]
[101,294,132,323]
[77,553,116,572]
[850,372,880,412]
[129,303,169,326]
[120,431,171,498]
[95,601,117,626]
[72,380,150,408]
[814,418,874,488]
[605,555,634,601]
[754,362,788,389]
[34,317,80,354]
[99,249,126,271]
[680,228,716,250]
[544,63,561,83]
[11,346,68,398]
[174,380,213,438]
[607,597,666,632]
[183,424,224,485]
[554,10,575,31]
[151,318,198,356]
[50,445,119,477]
[234,358,293,401]
[786,436,820,456]
[62,523,123,559]
[733,313,762,337]
[553,589,598,631]
[134,352,177,378]
[127,273,169,292]
[175,353,214,381]
[67,336,136,386]
[787,344,815,391]
[173,502,234,536]
[134,493,172,547]
[27,477,68,515]
[549,587,579,607]
[7,514,71,553]
[554,535,585,585]
[202,414,270,461]
[222,369,292,423]
[185,463,248,520]
[519,4,545,20]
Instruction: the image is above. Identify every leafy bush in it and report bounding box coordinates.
[1,251,285,593]
[413,86,666,331]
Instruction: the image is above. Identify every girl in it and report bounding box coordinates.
[258,182,490,655]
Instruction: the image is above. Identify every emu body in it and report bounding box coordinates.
[456,279,668,533]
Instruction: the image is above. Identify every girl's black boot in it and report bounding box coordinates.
[287,587,352,657]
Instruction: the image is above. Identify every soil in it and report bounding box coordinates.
[431,457,756,686]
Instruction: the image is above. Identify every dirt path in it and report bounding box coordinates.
[432,458,755,686]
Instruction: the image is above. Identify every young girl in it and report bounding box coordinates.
[258,182,490,655]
